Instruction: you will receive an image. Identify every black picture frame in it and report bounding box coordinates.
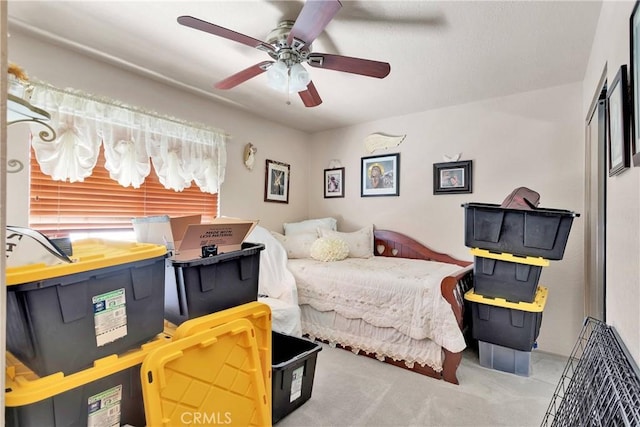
[264,159,290,203]
[360,153,400,197]
[433,160,473,194]
[324,167,345,198]
[630,0,640,165]
[606,65,631,176]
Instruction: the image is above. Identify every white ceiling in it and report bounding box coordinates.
[7,0,602,133]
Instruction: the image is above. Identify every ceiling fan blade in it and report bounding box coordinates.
[214,61,273,90]
[287,0,342,49]
[178,15,275,54]
[298,81,322,107]
[308,53,391,78]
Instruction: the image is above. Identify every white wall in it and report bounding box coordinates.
[308,83,585,356]
[7,29,311,232]
[583,1,640,363]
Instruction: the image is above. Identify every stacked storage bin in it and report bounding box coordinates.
[5,230,319,425]
[164,242,265,325]
[461,200,579,376]
[4,238,168,426]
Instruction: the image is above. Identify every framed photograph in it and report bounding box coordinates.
[324,167,345,198]
[606,65,631,176]
[264,159,290,203]
[361,153,400,197]
[433,160,473,194]
[631,1,640,165]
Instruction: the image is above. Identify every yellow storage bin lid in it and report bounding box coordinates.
[6,238,167,286]
[141,318,270,427]
[464,285,548,312]
[171,302,272,404]
[5,333,172,407]
[470,248,550,267]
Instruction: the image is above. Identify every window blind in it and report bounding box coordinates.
[29,146,218,237]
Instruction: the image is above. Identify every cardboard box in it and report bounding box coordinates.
[132,215,258,260]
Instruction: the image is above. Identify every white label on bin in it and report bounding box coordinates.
[93,288,127,347]
[87,384,122,427]
[290,366,304,402]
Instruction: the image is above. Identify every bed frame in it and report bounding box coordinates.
[322,230,473,385]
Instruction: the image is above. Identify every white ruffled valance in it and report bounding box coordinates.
[28,82,227,193]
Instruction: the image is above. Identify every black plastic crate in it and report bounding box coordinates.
[473,256,543,303]
[165,242,264,325]
[465,286,547,351]
[463,203,579,260]
[5,362,146,427]
[6,254,166,377]
[272,332,322,424]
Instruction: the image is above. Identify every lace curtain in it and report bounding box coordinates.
[28,82,227,193]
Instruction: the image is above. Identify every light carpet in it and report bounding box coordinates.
[276,342,566,427]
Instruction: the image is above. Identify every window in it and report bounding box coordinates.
[29,145,218,237]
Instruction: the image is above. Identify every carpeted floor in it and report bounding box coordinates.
[275,341,567,427]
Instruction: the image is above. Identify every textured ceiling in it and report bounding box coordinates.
[7,0,602,133]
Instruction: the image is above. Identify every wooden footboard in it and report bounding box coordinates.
[374,230,473,384]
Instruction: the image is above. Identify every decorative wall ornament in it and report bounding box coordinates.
[442,152,462,162]
[363,133,406,153]
[243,143,257,170]
[328,159,342,169]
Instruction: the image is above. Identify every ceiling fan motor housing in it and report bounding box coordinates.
[266,20,311,67]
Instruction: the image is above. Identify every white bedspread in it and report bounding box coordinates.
[289,257,467,353]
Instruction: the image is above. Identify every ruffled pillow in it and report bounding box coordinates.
[271,231,317,259]
[309,237,349,262]
[283,217,337,235]
[319,225,374,258]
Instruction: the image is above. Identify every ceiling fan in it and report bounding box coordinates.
[177,0,391,107]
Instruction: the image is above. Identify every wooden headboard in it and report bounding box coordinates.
[373,229,471,268]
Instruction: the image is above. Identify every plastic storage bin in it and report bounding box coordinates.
[141,319,270,427]
[165,242,265,325]
[464,286,548,351]
[272,332,322,424]
[472,248,549,303]
[4,336,169,427]
[478,340,532,376]
[462,203,579,260]
[5,239,167,376]
[169,301,273,410]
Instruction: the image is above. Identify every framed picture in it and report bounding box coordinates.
[606,65,631,176]
[264,159,290,203]
[433,160,473,194]
[631,1,640,166]
[361,153,400,197]
[324,167,345,198]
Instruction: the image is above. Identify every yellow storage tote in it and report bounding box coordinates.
[465,286,548,351]
[5,239,167,377]
[5,334,171,427]
[141,318,270,427]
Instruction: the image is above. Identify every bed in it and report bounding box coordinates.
[287,229,473,385]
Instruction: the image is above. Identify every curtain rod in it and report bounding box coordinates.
[32,80,230,138]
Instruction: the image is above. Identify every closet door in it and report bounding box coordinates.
[584,75,607,322]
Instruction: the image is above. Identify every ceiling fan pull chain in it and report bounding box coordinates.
[286,68,292,105]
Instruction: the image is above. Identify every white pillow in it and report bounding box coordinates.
[271,231,317,259]
[319,225,374,259]
[283,217,337,236]
[310,237,349,262]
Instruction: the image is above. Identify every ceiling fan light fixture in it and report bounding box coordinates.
[289,63,311,93]
[266,61,289,92]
